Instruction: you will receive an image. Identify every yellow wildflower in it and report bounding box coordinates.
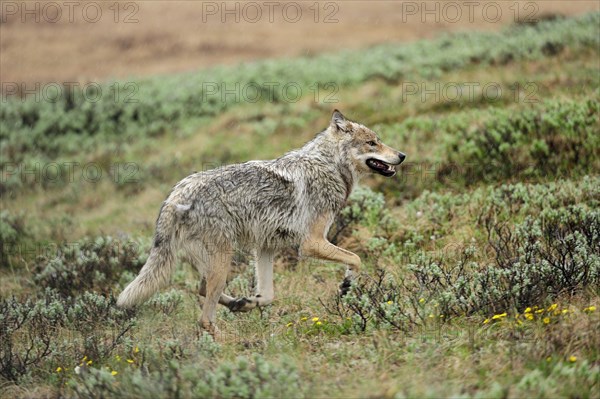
[115,355,121,362]
[535,309,544,314]
[387,301,393,305]
[584,306,596,312]
[81,356,87,362]
[483,319,490,324]
[569,356,577,363]
[561,309,569,314]
[126,359,134,364]
[492,313,507,320]
[311,317,319,322]
[86,360,93,366]
[316,321,322,326]
[134,346,140,354]
[56,367,62,373]
[546,356,552,362]
[524,307,532,313]
[428,314,434,318]
[543,317,550,324]
[301,317,308,321]
[547,304,558,311]
[286,322,293,327]
[419,298,425,304]
[111,370,118,376]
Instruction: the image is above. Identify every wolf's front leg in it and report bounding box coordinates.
[303,240,360,297]
[228,249,275,312]
[301,214,361,297]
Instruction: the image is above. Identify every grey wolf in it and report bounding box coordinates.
[117,110,405,335]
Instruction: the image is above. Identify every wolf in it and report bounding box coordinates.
[117,110,405,335]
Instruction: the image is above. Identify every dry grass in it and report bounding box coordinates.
[1,1,598,88]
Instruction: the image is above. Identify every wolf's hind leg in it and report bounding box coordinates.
[228,249,275,312]
[187,240,235,307]
[199,244,232,337]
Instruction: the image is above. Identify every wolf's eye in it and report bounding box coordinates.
[367,141,377,146]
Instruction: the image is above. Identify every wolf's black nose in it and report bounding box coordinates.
[398,152,406,164]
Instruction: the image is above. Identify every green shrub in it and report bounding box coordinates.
[329,186,397,244]
[477,175,600,223]
[64,291,137,362]
[512,361,600,399]
[377,97,599,198]
[0,210,29,268]
[323,269,422,333]
[480,205,600,310]
[0,290,136,382]
[441,97,600,184]
[408,204,599,316]
[0,294,63,382]
[34,236,147,297]
[323,181,600,330]
[68,353,303,399]
[404,176,600,234]
[147,289,184,316]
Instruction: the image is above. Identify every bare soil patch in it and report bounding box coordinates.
[1,1,598,88]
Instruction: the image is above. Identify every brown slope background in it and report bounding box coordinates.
[1,0,598,89]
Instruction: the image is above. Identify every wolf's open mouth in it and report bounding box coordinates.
[366,158,396,177]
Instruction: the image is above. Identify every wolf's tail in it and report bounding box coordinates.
[117,202,178,308]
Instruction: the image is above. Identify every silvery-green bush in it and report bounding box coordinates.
[69,353,303,399]
[34,236,147,297]
[0,290,135,382]
[324,179,600,330]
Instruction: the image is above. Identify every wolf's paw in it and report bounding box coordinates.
[227,297,255,313]
[338,276,352,297]
[200,321,221,339]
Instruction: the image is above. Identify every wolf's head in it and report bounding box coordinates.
[329,110,405,177]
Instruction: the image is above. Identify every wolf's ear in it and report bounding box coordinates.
[331,109,348,132]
